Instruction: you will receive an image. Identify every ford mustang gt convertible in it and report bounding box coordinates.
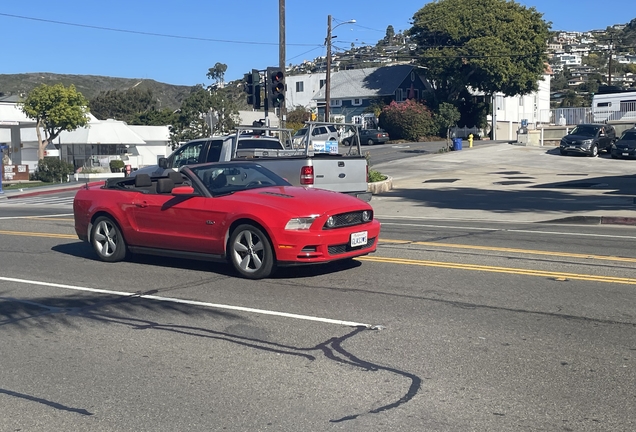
[73,161,381,279]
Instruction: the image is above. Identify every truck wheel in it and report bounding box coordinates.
[228,224,276,279]
[91,216,127,262]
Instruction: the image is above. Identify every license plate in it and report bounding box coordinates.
[623,153,629,156]
[350,231,368,247]
[569,146,576,149]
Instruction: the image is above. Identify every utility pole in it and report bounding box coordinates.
[279,0,286,128]
[608,35,613,86]
[324,14,332,122]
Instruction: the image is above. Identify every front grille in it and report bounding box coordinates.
[328,237,376,255]
[323,211,372,229]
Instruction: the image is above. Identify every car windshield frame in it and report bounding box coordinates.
[188,162,292,196]
[569,125,599,137]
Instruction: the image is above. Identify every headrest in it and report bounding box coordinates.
[134,174,152,187]
[156,178,175,194]
[168,171,184,184]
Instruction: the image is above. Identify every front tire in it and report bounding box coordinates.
[228,224,275,279]
[91,216,127,262]
[590,144,599,157]
[367,139,375,146]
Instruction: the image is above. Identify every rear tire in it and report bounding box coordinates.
[91,216,127,262]
[342,139,350,146]
[228,224,276,279]
[367,139,375,146]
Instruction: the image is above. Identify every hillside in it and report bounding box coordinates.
[0,73,193,111]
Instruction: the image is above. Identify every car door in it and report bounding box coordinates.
[131,187,227,255]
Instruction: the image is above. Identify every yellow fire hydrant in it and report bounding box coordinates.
[468,133,474,148]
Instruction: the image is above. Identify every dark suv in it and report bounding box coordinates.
[559,124,617,157]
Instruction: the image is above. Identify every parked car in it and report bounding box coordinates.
[559,123,617,157]
[73,161,381,279]
[343,129,390,146]
[292,124,339,146]
[610,127,636,159]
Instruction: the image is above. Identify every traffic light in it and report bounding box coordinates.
[244,69,261,109]
[266,67,285,109]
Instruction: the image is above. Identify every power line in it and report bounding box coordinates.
[0,12,322,47]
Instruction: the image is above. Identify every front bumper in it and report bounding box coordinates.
[611,148,636,158]
[274,219,381,265]
[560,144,593,155]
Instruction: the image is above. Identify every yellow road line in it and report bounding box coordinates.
[0,230,76,239]
[358,256,636,285]
[380,239,636,264]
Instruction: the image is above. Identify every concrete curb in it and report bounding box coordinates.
[368,176,393,195]
[541,216,636,226]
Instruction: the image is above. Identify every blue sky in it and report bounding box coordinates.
[0,1,633,87]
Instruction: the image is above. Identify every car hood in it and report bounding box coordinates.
[227,185,371,215]
[563,134,596,141]
[615,139,636,149]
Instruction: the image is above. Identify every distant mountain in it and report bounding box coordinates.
[0,73,194,111]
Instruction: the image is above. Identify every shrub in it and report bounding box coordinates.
[109,159,125,172]
[34,157,75,183]
[378,99,436,141]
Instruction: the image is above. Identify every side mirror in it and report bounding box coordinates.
[172,186,196,196]
[158,157,168,169]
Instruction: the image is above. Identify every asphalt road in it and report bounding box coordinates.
[0,206,634,431]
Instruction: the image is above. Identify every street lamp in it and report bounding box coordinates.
[324,15,356,122]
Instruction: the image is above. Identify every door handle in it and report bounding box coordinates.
[135,201,148,208]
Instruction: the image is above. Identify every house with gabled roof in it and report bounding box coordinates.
[312,65,431,122]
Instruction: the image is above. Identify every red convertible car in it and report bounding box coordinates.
[73,161,381,279]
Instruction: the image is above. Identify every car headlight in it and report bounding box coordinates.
[285,217,317,230]
[581,139,593,146]
[560,139,566,147]
[362,210,372,222]
[325,216,336,228]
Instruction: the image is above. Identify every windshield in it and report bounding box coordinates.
[190,163,291,196]
[569,125,599,137]
[294,129,308,137]
[620,131,636,141]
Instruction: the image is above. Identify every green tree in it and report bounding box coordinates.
[207,62,228,88]
[409,0,550,103]
[170,85,239,145]
[385,25,395,44]
[20,84,90,160]
[434,102,461,138]
[90,87,157,123]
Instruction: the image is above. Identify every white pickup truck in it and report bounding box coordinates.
[133,123,371,201]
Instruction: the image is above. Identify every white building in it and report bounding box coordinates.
[284,72,326,111]
[0,101,170,172]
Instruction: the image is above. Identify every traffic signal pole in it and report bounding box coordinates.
[279,0,286,128]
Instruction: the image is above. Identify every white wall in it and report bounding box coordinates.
[285,73,325,110]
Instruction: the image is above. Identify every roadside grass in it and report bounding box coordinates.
[2,182,55,190]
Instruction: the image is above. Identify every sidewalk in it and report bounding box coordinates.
[370,143,636,225]
[3,144,636,226]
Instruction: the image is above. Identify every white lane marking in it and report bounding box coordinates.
[0,213,74,220]
[378,222,636,240]
[0,276,375,329]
